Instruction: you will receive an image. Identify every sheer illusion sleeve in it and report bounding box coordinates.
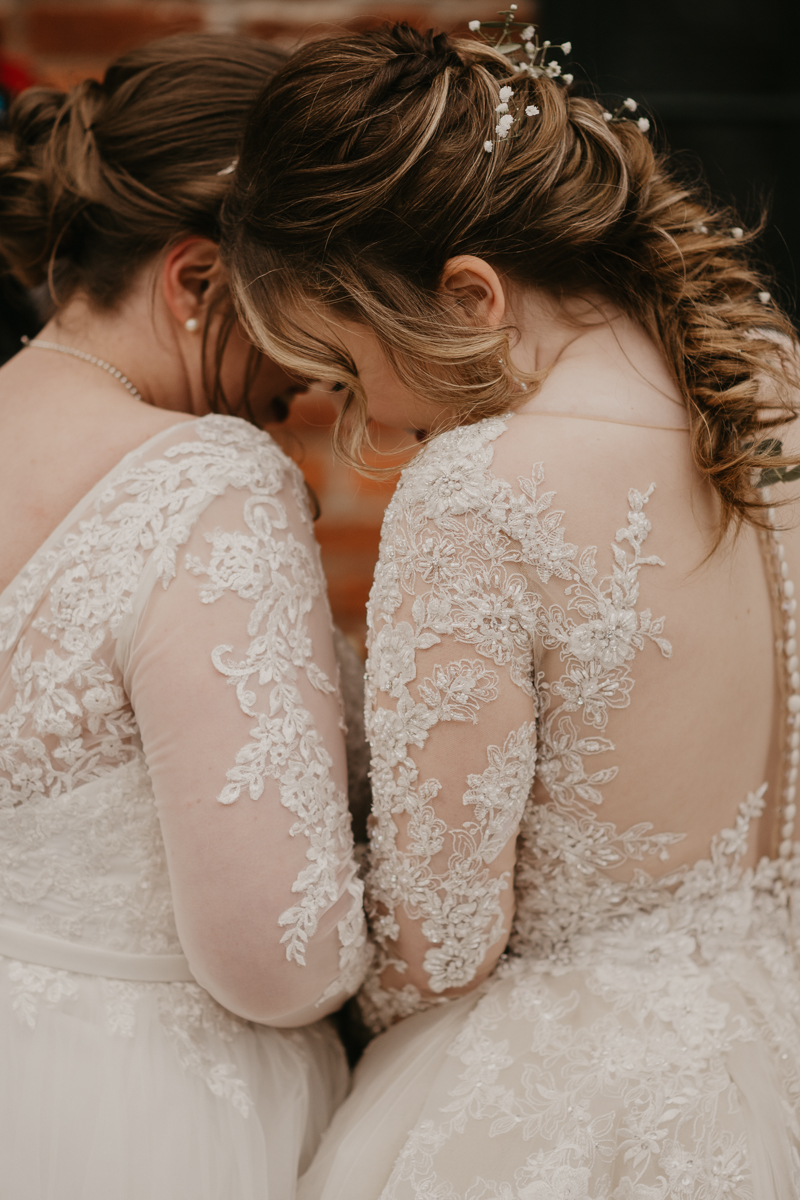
[360,422,539,1032]
[119,430,369,1026]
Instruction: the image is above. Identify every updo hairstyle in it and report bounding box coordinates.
[224,23,799,535]
[0,33,285,419]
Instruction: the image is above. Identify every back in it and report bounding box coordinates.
[359,370,800,1029]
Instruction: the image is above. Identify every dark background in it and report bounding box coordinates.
[541,0,799,320]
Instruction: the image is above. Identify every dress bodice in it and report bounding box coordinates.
[360,413,800,1031]
[0,415,369,1012]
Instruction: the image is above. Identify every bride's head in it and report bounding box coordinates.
[224,22,797,532]
[0,33,297,425]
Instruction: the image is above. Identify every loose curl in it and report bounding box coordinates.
[0,33,286,421]
[223,23,799,536]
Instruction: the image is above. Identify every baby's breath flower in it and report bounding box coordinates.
[547,60,562,76]
[563,73,574,85]
[637,116,650,132]
[468,19,481,31]
[496,112,515,137]
[562,41,572,54]
[499,85,514,102]
[525,41,535,53]
[510,3,517,9]
[483,140,494,153]
[731,227,744,240]
[696,223,709,234]
[496,102,509,113]
[623,97,637,111]
[525,104,539,116]
[522,25,535,39]
[603,111,613,121]
[758,291,772,304]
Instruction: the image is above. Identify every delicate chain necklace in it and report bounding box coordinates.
[20,335,144,403]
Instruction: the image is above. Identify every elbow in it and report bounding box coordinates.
[185,949,359,1028]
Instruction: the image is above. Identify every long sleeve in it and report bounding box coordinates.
[360,421,539,1032]
[120,425,369,1026]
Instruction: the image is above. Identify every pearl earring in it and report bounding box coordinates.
[184,317,200,333]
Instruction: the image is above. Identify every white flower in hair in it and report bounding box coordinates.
[731,227,744,239]
[562,41,572,54]
[623,97,637,111]
[496,113,515,137]
[469,19,481,31]
[524,41,535,53]
[563,73,574,85]
[546,61,562,77]
[637,117,650,132]
[484,140,494,152]
[499,85,514,102]
[525,105,539,116]
[758,291,772,304]
[510,3,517,9]
[522,25,535,39]
[603,111,613,121]
[496,102,509,113]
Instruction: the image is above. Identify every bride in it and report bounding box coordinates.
[0,33,369,1200]
[224,19,800,1199]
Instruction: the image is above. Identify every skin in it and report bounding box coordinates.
[312,256,690,436]
[0,237,299,594]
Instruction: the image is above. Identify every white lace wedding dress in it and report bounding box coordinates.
[301,411,800,1200]
[0,415,370,1199]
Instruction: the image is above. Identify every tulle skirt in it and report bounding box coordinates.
[300,930,800,1199]
[0,954,349,1200]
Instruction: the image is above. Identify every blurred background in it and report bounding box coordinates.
[0,0,795,652]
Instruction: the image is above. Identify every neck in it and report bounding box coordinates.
[39,278,197,414]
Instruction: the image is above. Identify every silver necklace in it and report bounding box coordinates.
[21,335,144,403]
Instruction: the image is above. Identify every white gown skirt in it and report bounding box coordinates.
[299,940,800,1200]
[0,954,348,1200]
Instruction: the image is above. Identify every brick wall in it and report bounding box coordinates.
[0,0,537,653]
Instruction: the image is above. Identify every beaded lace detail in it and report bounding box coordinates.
[361,418,676,1028]
[0,416,368,1103]
[353,415,800,1199]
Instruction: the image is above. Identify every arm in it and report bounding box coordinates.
[360,495,538,1033]
[124,445,369,1025]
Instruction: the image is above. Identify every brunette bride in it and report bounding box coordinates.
[225,20,800,1200]
[0,33,369,1200]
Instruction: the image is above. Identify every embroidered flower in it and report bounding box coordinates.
[567,606,639,670]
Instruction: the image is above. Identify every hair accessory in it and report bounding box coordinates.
[216,157,238,176]
[601,97,650,132]
[184,317,200,332]
[20,336,143,403]
[469,8,573,152]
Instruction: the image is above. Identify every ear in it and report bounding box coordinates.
[438,255,506,328]
[161,237,223,329]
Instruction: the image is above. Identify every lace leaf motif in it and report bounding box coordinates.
[362,419,673,1032]
[184,467,367,989]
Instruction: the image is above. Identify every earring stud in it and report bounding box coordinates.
[185,317,200,333]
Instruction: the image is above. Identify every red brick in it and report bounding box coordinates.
[326,574,375,619]
[316,524,381,554]
[39,61,104,88]
[24,4,203,58]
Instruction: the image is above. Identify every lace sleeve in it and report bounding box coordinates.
[122,432,369,1026]
[360,425,539,1032]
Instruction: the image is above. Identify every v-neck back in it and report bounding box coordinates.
[0,419,201,614]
